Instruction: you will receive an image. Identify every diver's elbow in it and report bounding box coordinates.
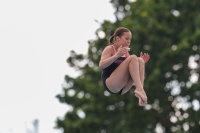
[99,64,103,70]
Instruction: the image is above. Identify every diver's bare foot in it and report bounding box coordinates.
[134,89,147,106]
[135,94,144,106]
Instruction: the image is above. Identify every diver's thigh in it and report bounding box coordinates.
[106,59,131,89]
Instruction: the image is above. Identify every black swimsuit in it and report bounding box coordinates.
[101,45,126,95]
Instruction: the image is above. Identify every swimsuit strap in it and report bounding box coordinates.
[111,45,117,54]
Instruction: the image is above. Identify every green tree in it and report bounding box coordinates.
[56,0,200,133]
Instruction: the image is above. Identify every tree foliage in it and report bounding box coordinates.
[56,0,200,133]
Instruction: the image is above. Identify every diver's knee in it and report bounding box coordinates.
[138,57,145,64]
[130,55,138,61]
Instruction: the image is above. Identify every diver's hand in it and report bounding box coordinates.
[116,45,129,57]
[140,52,150,63]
